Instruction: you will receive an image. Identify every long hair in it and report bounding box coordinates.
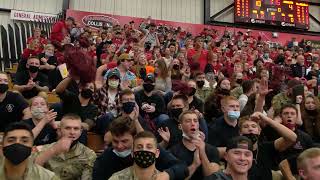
[155,59,169,79]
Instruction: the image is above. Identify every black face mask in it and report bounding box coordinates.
[173,64,180,70]
[236,79,243,85]
[219,88,230,96]
[171,108,183,120]
[28,65,39,73]
[122,101,136,114]
[143,83,155,93]
[133,150,156,168]
[196,80,205,88]
[189,87,197,96]
[81,89,93,99]
[243,133,259,144]
[0,84,9,93]
[3,143,32,165]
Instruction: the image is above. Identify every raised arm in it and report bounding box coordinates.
[55,76,72,94]
[251,112,297,152]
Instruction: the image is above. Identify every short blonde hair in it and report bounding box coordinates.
[44,44,54,50]
[221,96,239,107]
[297,148,320,170]
[178,110,198,123]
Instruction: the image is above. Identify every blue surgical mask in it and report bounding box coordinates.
[227,111,240,121]
[113,149,132,158]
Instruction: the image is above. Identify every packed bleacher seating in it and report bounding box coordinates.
[1,15,320,180]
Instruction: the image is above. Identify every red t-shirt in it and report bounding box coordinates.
[50,21,68,43]
[187,48,208,72]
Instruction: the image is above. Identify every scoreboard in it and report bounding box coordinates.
[234,0,309,29]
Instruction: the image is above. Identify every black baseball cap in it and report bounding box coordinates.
[144,73,155,83]
[226,136,253,152]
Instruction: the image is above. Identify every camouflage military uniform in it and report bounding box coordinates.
[39,142,96,180]
[272,92,293,115]
[196,87,213,102]
[0,156,59,180]
[109,166,159,180]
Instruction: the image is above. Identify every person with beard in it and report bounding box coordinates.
[194,72,213,102]
[14,56,49,99]
[238,111,298,180]
[158,94,208,149]
[204,78,231,122]
[92,116,188,180]
[208,96,241,157]
[204,136,254,180]
[134,73,168,133]
[109,131,169,180]
[0,122,58,179]
[0,72,31,130]
[301,95,320,143]
[169,110,220,179]
[35,114,97,180]
[23,96,58,145]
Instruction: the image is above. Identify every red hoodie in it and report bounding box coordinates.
[50,20,68,43]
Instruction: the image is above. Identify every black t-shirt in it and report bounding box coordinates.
[279,129,314,175]
[249,141,278,180]
[23,118,57,145]
[204,171,233,180]
[81,104,98,123]
[208,116,240,147]
[57,90,81,117]
[93,147,187,180]
[160,118,208,149]
[15,71,49,99]
[189,96,204,113]
[0,91,29,131]
[161,118,182,148]
[169,141,220,180]
[17,54,57,74]
[134,89,166,119]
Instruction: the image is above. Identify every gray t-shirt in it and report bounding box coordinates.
[204,171,233,180]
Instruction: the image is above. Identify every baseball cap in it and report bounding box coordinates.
[144,73,155,83]
[105,68,120,80]
[226,136,253,152]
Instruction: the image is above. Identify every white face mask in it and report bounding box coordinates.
[113,149,132,158]
[31,107,46,120]
[182,130,201,140]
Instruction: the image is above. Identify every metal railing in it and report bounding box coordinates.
[0,12,64,71]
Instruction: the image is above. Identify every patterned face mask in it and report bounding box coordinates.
[133,150,156,168]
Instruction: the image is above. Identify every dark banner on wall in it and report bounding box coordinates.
[66,9,320,46]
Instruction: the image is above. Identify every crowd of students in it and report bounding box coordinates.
[0,15,320,179]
